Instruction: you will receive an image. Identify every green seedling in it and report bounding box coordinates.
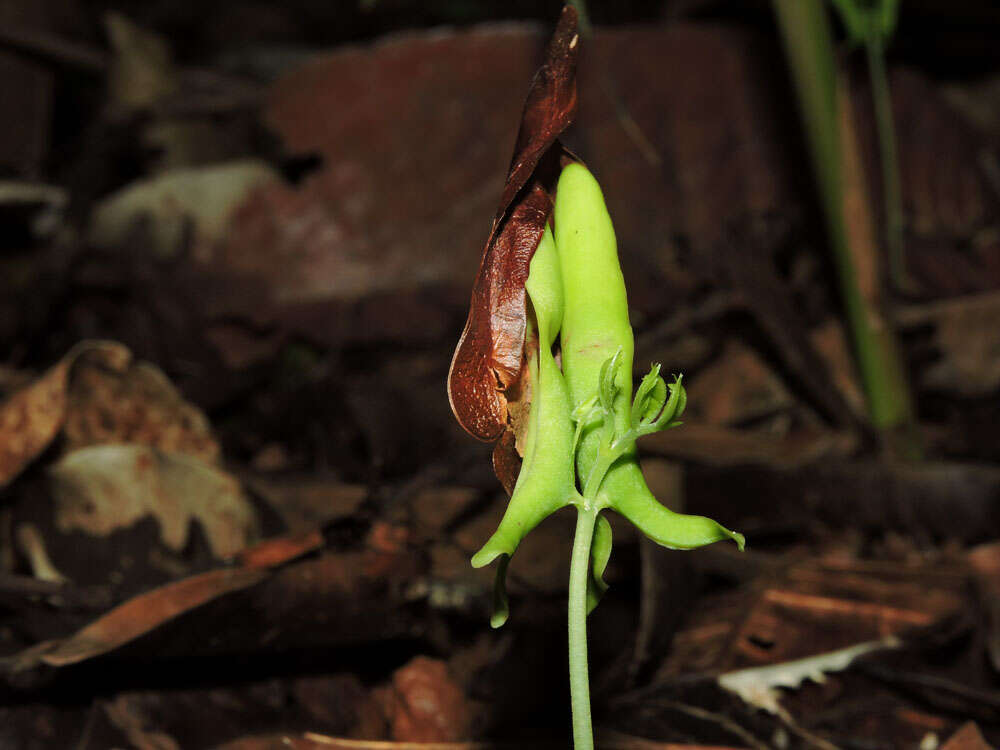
[447,10,742,746]
[462,163,743,749]
[828,0,906,291]
[771,0,916,457]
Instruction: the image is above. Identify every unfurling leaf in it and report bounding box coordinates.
[586,513,613,614]
[598,347,623,416]
[650,375,686,432]
[632,364,666,430]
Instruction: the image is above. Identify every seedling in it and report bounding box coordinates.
[828,0,905,289]
[771,0,916,454]
[447,9,743,748]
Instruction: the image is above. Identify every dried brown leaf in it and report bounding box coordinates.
[447,6,579,442]
[941,723,992,750]
[12,567,268,670]
[495,6,580,222]
[373,657,473,743]
[0,341,130,487]
[49,444,259,559]
[491,430,521,497]
[448,185,553,441]
[64,358,219,462]
[237,529,324,569]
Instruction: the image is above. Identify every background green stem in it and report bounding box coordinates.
[865,35,905,291]
[771,0,916,451]
[568,504,598,750]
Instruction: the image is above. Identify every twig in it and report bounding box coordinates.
[643,698,771,750]
[0,24,107,71]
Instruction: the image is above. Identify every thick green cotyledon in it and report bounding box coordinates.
[469,162,743,750]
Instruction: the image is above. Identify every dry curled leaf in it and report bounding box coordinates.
[491,430,521,497]
[940,722,992,750]
[447,6,579,444]
[0,341,130,487]
[718,637,901,719]
[49,444,258,559]
[9,529,318,672]
[12,567,267,670]
[64,357,220,463]
[448,185,552,441]
[372,657,473,743]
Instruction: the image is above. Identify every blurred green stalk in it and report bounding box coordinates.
[865,33,906,290]
[828,0,906,289]
[771,0,915,446]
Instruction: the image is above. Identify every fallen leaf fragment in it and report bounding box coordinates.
[64,357,219,463]
[968,542,1000,674]
[447,6,579,444]
[12,566,268,670]
[718,636,900,719]
[897,291,1000,396]
[685,340,793,425]
[105,11,178,111]
[449,185,552,441]
[50,444,259,559]
[371,656,473,743]
[940,722,992,750]
[15,524,67,583]
[104,694,183,750]
[90,159,280,258]
[236,529,323,569]
[0,340,129,487]
[640,423,855,469]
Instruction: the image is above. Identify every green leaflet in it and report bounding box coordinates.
[586,513,612,614]
[471,225,578,627]
[553,163,743,554]
[632,365,666,429]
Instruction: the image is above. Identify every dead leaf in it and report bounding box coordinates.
[809,319,867,417]
[0,340,129,487]
[105,12,178,112]
[940,722,992,750]
[685,340,793,425]
[640,422,856,469]
[90,160,280,259]
[12,566,268,670]
[718,637,900,719]
[64,357,220,463]
[245,476,368,534]
[373,657,474,743]
[236,529,323,569]
[447,6,579,443]
[104,695,183,750]
[491,431,521,496]
[968,542,1000,674]
[50,444,259,559]
[897,291,1000,396]
[14,523,67,583]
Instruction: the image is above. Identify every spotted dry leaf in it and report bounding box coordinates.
[447,5,579,451]
[64,358,220,463]
[0,341,130,487]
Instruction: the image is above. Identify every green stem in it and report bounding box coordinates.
[581,436,629,499]
[771,0,916,445]
[865,35,905,291]
[568,504,598,750]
